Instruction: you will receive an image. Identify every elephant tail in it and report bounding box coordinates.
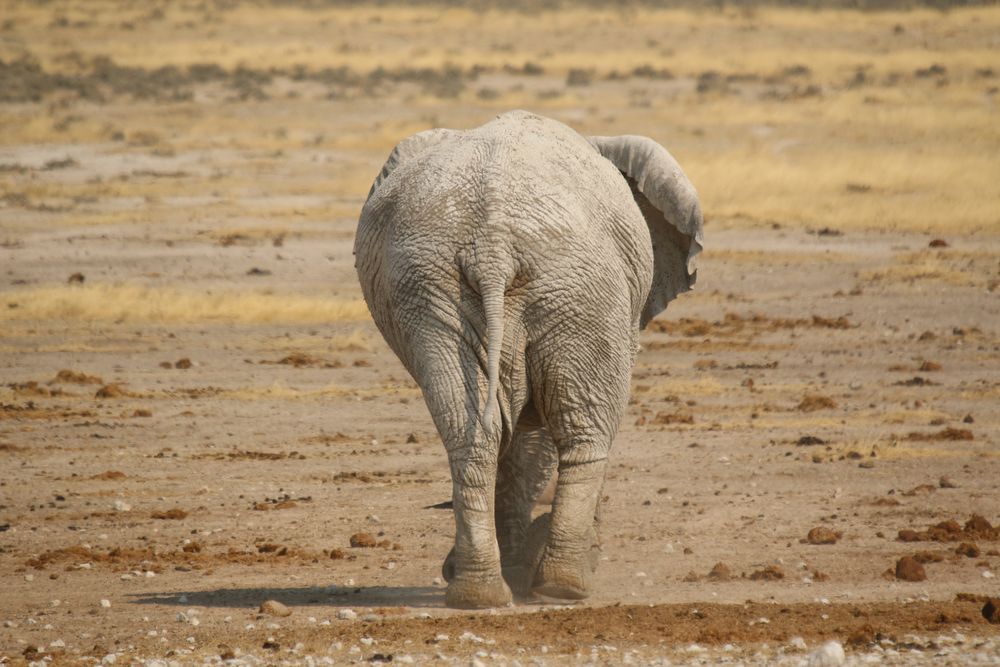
[479,272,506,437]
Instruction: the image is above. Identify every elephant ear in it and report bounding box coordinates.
[589,135,704,328]
[366,128,458,200]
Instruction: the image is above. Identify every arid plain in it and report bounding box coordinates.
[1,1,999,664]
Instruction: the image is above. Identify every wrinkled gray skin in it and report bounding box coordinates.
[354,110,703,609]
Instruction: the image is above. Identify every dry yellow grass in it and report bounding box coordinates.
[861,249,997,287]
[0,3,997,234]
[0,284,370,324]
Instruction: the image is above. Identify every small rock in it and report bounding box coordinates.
[96,384,126,399]
[956,542,980,558]
[68,272,85,284]
[350,532,377,548]
[928,238,949,248]
[749,565,784,581]
[707,562,731,581]
[174,358,192,369]
[939,476,958,488]
[983,599,1000,624]
[259,600,292,617]
[337,608,357,620]
[99,599,111,608]
[807,640,846,666]
[895,556,927,582]
[806,527,840,545]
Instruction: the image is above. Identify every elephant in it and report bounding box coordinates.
[354,110,703,609]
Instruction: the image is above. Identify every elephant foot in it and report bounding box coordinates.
[521,512,599,601]
[531,558,590,600]
[445,574,512,609]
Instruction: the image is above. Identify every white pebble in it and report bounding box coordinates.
[983,570,995,578]
[24,574,34,582]
[100,600,111,608]
[337,609,357,620]
[113,500,131,512]
[789,636,808,650]
[808,640,846,666]
[50,639,65,648]
[360,637,375,646]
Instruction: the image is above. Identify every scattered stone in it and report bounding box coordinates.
[749,565,784,581]
[68,272,85,284]
[939,476,958,488]
[95,384,127,398]
[258,600,292,617]
[928,238,949,248]
[983,599,1000,624]
[956,542,980,558]
[796,435,825,446]
[219,645,236,660]
[965,514,993,534]
[350,532,377,548]
[805,527,841,545]
[131,409,152,418]
[918,360,942,372]
[337,608,358,620]
[112,500,131,512]
[406,433,418,444]
[99,599,111,608]
[963,414,975,424]
[330,548,346,560]
[707,562,731,581]
[895,556,927,582]
[174,358,192,369]
[151,508,188,520]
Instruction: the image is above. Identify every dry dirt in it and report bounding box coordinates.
[1,2,999,665]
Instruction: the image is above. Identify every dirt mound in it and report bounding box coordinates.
[897,515,998,542]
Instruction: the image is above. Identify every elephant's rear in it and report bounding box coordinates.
[355,110,703,609]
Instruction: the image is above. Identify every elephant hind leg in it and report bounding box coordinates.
[494,427,557,596]
[524,332,632,600]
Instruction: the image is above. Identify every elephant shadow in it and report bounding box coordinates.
[128,585,444,609]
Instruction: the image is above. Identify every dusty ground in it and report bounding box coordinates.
[1,1,999,665]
